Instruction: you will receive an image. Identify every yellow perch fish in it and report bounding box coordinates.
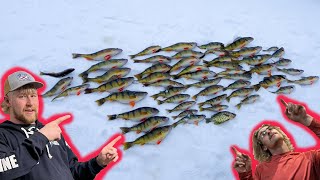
[162,42,197,52]
[52,84,90,101]
[263,46,279,52]
[83,68,131,84]
[133,55,171,64]
[235,94,260,109]
[198,42,224,50]
[223,80,251,91]
[192,85,224,100]
[95,90,147,107]
[166,101,196,113]
[224,37,254,51]
[185,78,222,88]
[229,46,262,58]
[199,105,228,112]
[135,64,171,80]
[171,50,204,59]
[173,65,209,79]
[238,55,272,66]
[180,114,206,126]
[42,77,73,97]
[139,72,171,85]
[169,57,200,72]
[108,107,159,121]
[198,94,227,108]
[276,67,304,75]
[79,59,128,79]
[120,116,169,134]
[179,70,216,80]
[271,47,285,58]
[287,76,319,85]
[72,48,122,61]
[129,45,161,59]
[269,86,295,94]
[226,87,254,102]
[172,109,198,120]
[253,75,287,91]
[84,77,134,94]
[151,86,188,99]
[145,79,184,88]
[157,94,190,105]
[123,120,184,150]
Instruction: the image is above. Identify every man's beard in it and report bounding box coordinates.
[13,108,38,124]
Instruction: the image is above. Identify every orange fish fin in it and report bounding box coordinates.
[104,55,111,60]
[202,76,208,80]
[277,82,281,88]
[196,67,202,71]
[77,90,81,96]
[157,140,163,145]
[85,57,93,60]
[129,101,135,107]
[136,130,141,134]
[184,47,189,50]
[118,87,124,92]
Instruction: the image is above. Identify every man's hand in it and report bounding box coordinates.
[232,146,252,173]
[39,115,71,141]
[280,99,313,126]
[96,136,122,167]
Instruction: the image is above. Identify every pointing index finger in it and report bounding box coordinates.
[232,146,242,156]
[280,99,288,107]
[54,115,71,125]
[107,136,122,147]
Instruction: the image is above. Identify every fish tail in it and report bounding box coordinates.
[199,107,204,112]
[129,55,136,59]
[198,102,204,107]
[84,88,94,94]
[134,73,143,80]
[123,142,134,150]
[172,119,185,128]
[172,75,179,80]
[108,115,117,120]
[40,71,45,75]
[150,94,159,99]
[192,95,198,100]
[236,104,241,110]
[172,115,178,120]
[133,59,143,63]
[79,71,88,78]
[72,53,82,59]
[205,119,211,123]
[120,127,131,134]
[226,96,231,102]
[82,77,89,83]
[157,100,163,105]
[166,109,172,113]
[287,79,294,83]
[51,95,60,102]
[253,84,261,91]
[95,98,106,106]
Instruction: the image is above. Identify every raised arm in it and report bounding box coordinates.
[280,99,320,138]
